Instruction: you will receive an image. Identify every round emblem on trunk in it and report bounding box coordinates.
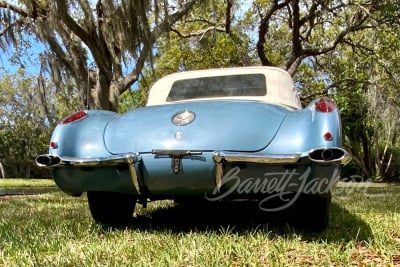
[171,110,196,126]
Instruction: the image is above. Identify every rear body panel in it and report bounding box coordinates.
[41,99,348,199]
[36,67,350,203]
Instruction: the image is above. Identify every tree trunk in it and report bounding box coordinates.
[25,162,31,179]
[361,131,373,178]
[0,161,5,178]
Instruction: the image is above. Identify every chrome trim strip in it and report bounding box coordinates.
[36,153,140,167]
[212,151,301,164]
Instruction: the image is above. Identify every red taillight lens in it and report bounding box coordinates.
[61,111,88,124]
[323,132,333,141]
[315,98,337,113]
[50,141,58,149]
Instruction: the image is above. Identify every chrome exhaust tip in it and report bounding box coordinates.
[309,148,351,165]
[35,155,61,167]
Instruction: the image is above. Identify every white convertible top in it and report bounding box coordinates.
[146,66,302,109]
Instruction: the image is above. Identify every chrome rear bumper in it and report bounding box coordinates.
[36,148,351,195]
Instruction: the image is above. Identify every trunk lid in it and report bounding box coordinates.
[104,101,290,153]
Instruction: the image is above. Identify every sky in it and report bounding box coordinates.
[0,35,45,76]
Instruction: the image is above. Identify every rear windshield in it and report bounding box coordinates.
[167,74,267,102]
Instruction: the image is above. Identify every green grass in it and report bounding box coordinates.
[0,182,399,266]
[0,178,55,188]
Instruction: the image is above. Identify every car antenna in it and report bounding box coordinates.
[86,68,90,110]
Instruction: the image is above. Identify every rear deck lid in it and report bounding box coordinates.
[104,101,290,153]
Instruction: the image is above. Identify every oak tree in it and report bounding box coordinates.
[0,0,198,111]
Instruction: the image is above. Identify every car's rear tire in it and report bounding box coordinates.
[87,191,136,226]
[294,194,331,232]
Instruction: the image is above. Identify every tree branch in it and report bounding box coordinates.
[55,0,93,50]
[54,0,111,80]
[287,2,372,74]
[171,26,226,40]
[256,0,291,66]
[0,0,29,18]
[121,0,198,91]
[290,0,301,57]
[77,0,96,33]
[225,0,232,34]
[302,24,371,57]
[166,0,198,30]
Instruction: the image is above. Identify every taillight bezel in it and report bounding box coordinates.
[60,110,88,124]
[315,98,337,113]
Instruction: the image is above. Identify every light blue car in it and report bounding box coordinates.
[36,66,351,230]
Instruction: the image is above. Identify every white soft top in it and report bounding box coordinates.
[146,66,301,110]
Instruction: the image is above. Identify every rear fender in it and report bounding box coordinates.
[264,98,342,154]
[49,110,119,158]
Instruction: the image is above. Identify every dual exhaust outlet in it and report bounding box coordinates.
[36,155,60,167]
[308,147,351,165]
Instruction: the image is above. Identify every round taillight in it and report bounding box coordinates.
[323,132,333,141]
[61,111,88,124]
[50,141,58,149]
[315,98,336,113]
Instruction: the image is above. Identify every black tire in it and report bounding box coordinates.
[87,191,136,226]
[294,194,331,232]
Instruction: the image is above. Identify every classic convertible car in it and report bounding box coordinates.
[36,66,351,230]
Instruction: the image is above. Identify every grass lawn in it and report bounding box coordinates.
[0,181,399,266]
[0,179,55,188]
